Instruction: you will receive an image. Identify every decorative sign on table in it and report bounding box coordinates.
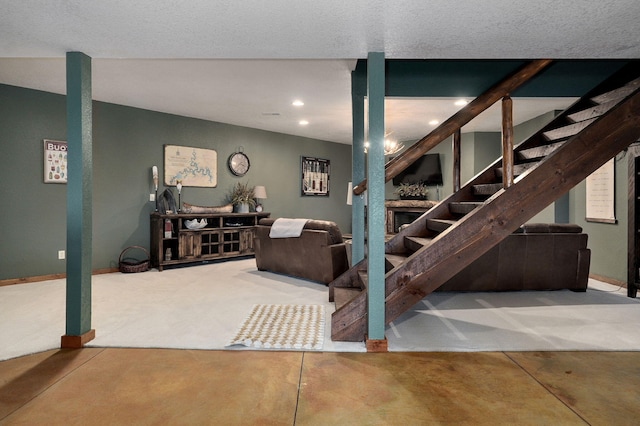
[43,139,68,183]
[586,158,616,224]
[301,156,330,196]
[164,145,217,187]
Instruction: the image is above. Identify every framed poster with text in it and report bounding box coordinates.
[43,139,68,183]
[586,158,616,223]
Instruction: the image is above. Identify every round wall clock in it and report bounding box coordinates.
[228,152,250,176]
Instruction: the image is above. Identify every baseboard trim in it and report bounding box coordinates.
[0,268,120,287]
[589,274,626,289]
[61,329,96,349]
[366,336,388,353]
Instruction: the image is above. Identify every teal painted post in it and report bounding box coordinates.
[65,52,93,337]
[367,52,386,340]
[351,71,366,264]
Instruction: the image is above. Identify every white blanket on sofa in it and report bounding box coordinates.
[269,218,309,238]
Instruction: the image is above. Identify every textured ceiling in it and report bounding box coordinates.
[1,1,638,143]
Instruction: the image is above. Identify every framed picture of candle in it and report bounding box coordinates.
[301,156,330,196]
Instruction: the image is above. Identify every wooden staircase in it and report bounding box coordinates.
[331,62,640,342]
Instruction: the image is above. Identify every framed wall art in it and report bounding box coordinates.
[164,144,217,187]
[301,156,330,196]
[43,139,68,183]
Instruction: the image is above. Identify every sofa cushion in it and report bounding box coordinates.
[258,218,343,244]
[518,223,583,234]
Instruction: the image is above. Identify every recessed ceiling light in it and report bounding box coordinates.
[454,99,469,106]
[292,100,304,107]
[429,119,439,126]
[299,120,309,126]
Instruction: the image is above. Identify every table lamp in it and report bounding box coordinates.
[254,185,267,212]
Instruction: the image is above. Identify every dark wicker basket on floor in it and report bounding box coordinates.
[119,246,150,273]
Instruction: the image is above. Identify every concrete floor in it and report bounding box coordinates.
[1,349,638,425]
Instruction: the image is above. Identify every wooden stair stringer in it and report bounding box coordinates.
[332,89,640,342]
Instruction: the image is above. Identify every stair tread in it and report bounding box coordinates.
[517,141,565,160]
[386,253,407,269]
[357,270,368,289]
[543,117,597,141]
[472,183,503,196]
[449,201,483,215]
[405,236,434,243]
[567,99,619,123]
[426,219,457,233]
[404,236,433,253]
[429,218,457,223]
[591,78,640,104]
[334,287,362,310]
[495,161,537,177]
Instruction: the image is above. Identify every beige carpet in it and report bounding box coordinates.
[227,304,325,350]
[2,259,640,361]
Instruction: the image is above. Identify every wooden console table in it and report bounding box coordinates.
[385,200,437,233]
[150,212,269,271]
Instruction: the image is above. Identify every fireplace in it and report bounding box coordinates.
[385,200,437,234]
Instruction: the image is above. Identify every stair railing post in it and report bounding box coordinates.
[502,95,514,188]
[452,129,461,192]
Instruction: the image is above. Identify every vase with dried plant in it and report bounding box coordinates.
[227,182,256,213]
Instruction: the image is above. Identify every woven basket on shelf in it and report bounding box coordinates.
[119,246,150,273]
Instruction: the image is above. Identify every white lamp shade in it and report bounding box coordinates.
[254,185,267,199]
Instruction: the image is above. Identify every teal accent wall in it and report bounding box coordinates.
[0,82,629,284]
[472,133,502,175]
[1,85,67,279]
[571,157,628,283]
[0,84,352,280]
[354,60,627,98]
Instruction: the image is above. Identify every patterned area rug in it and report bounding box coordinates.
[227,304,325,350]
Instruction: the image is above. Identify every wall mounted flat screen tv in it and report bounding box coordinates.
[392,153,443,186]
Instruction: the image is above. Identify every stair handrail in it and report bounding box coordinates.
[352,59,553,195]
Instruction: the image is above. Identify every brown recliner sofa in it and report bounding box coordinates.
[254,218,349,284]
[438,223,591,292]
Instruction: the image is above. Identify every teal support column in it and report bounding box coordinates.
[366,52,386,342]
[62,52,95,348]
[351,71,366,264]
